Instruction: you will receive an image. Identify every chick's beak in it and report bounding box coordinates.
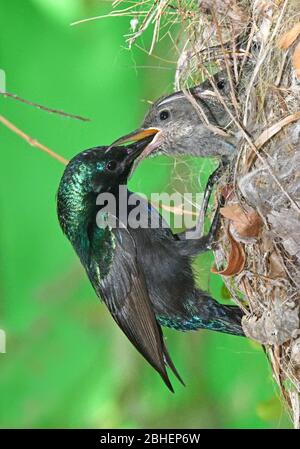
[112,127,166,160]
[112,127,160,146]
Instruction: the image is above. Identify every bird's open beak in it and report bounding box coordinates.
[112,127,165,159]
[124,134,154,162]
[112,127,159,146]
[119,132,159,177]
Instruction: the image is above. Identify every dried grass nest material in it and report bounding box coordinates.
[80,0,300,427]
[174,0,300,428]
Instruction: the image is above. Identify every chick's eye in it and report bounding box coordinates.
[159,110,170,121]
[106,160,117,171]
[217,79,226,90]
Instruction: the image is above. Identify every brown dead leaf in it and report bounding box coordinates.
[220,204,262,238]
[268,250,285,278]
[292,42,300,79]
[278,22,300,49]
[211,229,245,276]
[220,184,234,201]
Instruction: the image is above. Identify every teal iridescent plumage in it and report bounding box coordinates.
[57,141,244,391]
[157,312,243,335]
[57,155,108,265]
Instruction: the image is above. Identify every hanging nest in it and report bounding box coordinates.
[94,0,300,426]
[174,0,300,428]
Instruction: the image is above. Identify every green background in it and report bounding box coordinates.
[0,0,289,428]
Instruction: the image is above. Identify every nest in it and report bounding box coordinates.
[177,0,300,428]
[92,0,300,426]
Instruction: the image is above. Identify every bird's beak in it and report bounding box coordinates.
[112,127,159,146]
[118,133,158,177]
[123,134,154,166]
[112,127,165,159]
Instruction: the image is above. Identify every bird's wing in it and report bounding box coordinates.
[89,224,183,392]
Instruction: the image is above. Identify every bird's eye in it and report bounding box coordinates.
[106,160,117,171]
[217,79,226,90]
[159,110,170,121]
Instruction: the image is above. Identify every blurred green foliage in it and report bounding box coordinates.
[0,0,290,428]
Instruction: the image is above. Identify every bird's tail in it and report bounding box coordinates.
[157,290,245,337]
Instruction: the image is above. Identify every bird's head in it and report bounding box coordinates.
[111,71,235,159]
[57,137,151,239]
[59,137,151,196]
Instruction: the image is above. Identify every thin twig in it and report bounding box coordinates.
[0,91,90,122]
[0,114,68,165]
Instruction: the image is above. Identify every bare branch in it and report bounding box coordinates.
[0,114,69,165]
[0,90,90,122]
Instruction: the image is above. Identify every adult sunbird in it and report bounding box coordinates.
[57,138,244,392]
